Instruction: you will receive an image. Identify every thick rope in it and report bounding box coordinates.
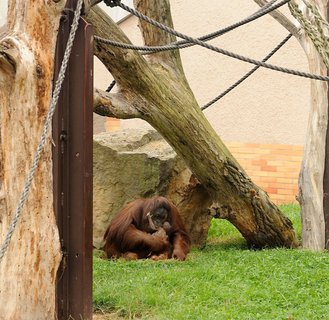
[97,0,289,54]
[110,1,329,82]
[289,0,329,68]
[0,0,84,263]
[100,1,291,106]
[153,0,284,52]
[106,80,116,92]
[102,34,293,109]
[202,33,293,110]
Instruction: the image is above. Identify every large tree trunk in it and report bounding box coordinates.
[89,1,298,248]
[0,1,62,318]
[254,0,329,249]
[298,42,327,250]
[290,0,328,250]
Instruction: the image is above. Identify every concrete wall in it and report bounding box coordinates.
[94,0,310,146]
[0,0,8,27]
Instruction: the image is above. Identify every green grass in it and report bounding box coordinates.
[93,204,329,319]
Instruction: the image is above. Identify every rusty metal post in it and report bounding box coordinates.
[325,82,329,249]
[324,2,329,250]
[53,2,93,319]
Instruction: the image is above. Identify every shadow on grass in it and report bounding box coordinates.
[202,236,248,252]
[205,203,301,252]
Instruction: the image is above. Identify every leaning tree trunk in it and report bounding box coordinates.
[89,1,298,248]
[254,0,329,249]
[0,0,63,318]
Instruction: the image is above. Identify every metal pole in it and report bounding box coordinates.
[53,2,93,318]
[324,2,329,250]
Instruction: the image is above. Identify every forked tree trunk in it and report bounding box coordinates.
[0,1,63,318]
[89,1,298,248]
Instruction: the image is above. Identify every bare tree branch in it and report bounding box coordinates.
[94,88,142,119]
[133,0,185,76]
[88,6,158,94]
[253,0,301,38]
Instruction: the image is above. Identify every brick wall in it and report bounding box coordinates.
[101,118,303,204]
[105,118,120,132]
[227,142,303,204]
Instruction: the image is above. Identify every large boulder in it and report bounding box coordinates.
[93,128,212,249]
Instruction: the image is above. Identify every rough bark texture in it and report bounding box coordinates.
[297,17,328,250]
[0,1,63,319]
[165,162,213,248]
[88,1,298,248]
[253,0,328,249]
[292,0,328,250]
[298,44,327,249]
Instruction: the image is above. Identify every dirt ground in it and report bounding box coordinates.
[93,313,123,320]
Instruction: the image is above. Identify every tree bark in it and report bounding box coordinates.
[0,1,62,318]
[291,0,328,250]
[253,0,328,250]
[295,0,328,249]
[88,1,298,248]
[298,44,327,249]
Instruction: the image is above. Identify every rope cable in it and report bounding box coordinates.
[96,0,290,54]
[0,0,84,263]
[101,34,294,108]
[140,0,289,54]
[109,1,329,82]
[100,1,294,104]
[201,33,293,110]
[106,80,117,92]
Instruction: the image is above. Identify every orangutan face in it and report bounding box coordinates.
[147,206,169,230]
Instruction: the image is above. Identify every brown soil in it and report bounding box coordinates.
[93,312,123,319]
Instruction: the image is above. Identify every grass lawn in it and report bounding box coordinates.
[93,204,329,320]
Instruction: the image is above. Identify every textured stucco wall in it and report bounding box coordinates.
[0,0,8,27]
[94,0,311,145]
